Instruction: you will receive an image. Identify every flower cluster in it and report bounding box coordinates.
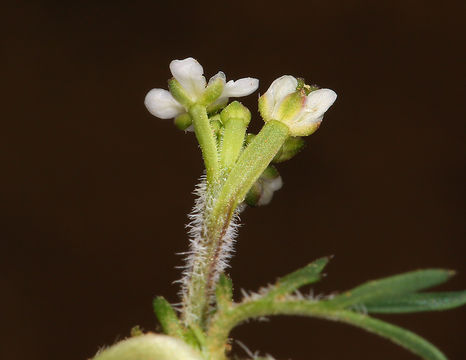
[145,57,336,138]
[144,57,259,120]
[144,57,337,208]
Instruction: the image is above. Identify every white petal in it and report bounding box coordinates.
[169,57,207,98]
[258,176,283,206]
[144,88,185,119]
[265,75,298,117]
[291,115,323,136]
[302,88,337,120]
[222,77,259,97]
[208,71,226,85]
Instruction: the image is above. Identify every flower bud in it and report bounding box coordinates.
[220,101,251,126]
[245,166,283,207]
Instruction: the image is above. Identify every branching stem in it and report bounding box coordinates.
[182,119,290,329]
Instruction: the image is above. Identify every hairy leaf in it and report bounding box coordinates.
[265,257,329,298]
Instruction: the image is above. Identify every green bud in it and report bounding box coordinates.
[220,101,251,126]
[273,136,306,163]
[168,78,193,109]
[199,76,224,106]
[174,113,193,130]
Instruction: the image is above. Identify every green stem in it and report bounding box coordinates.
[190,104,220,184]
[182,120,289,328]
[211,120,289,221]
[206,300,446,360]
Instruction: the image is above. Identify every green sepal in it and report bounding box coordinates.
[168,78,193,109]
[273,136,306,163]
[275,91,304,123]
[215,273,234,310]
[174,113,193,130]
[199,76,224,106]
[325,269,455,309]
[153,297,184,339]
[265,257,329,299]
[364,290,466,313]
[206,98,228,114]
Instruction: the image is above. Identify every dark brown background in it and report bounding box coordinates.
[2,0,465,359]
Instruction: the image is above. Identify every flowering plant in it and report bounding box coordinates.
[91,58,465,360]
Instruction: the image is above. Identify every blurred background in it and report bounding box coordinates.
[2,0,465,359]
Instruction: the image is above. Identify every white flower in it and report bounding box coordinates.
[145,57,259,120]
[259,75,337,136]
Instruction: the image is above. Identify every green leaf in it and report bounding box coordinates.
[153,297,184,339]
[325,269,454,309]
[266,257,329,298]
[335,310,447,360]
[364,291,466,313]
[216,273,233,310]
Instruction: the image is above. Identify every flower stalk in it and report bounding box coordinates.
[189,104,220,184]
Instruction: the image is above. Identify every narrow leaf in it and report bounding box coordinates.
[153,296,184,339]
[266,257,329,298]
[364,291,466,313]
[325,269,454,308]
[216,273,233,310]
[335,310,447,360]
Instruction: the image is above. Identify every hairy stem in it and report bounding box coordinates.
[206,300,446,360]
[211,120,289,221]
[182,120,290,329]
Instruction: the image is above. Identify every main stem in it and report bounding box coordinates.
[182,119,290,328]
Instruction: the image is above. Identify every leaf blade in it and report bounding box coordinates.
[153,296,184,339]
[364,291,466,313]
[325,269,454,309]
[266,257,329,298]
[334,310,447,360]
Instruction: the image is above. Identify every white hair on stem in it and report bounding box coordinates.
[176,175,243,323]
